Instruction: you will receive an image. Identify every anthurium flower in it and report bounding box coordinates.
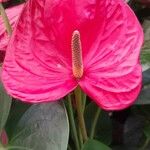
[2,0,143,110]
[0,4,24,51]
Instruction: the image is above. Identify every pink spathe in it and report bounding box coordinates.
[2,0,144,110]
[0,4,24,51]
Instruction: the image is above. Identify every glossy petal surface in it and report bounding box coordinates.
[79,1,143,110]
[0,51,5,63]
[2,1,77,102]
[2,0,143,110]
[79,64,142,110]
[0,4,24,51]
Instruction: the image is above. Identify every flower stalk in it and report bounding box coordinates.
[74,86,88,142]
[90,108,101,139]
[66,94,80,150]
[0,3,12,35]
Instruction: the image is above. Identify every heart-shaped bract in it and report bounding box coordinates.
[2,0,143,110]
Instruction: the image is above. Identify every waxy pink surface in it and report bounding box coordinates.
[2,0,143,110]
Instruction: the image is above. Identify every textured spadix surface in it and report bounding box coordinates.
[0,4,24,51]
[2,0,143,110]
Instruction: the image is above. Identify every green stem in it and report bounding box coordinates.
[67,144,72,150]
[7,146,32,150]
[141,138,149,150]
[90,108,101,139]
[82,92,86,112]
[66,95,80,150]
[0,142,4,150]
[0,3,12,35]
[78,127,83,148]
[74,87,88,142]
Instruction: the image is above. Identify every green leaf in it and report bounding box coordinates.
[0,84,12,133]
[141,38,150,64]
[143,68,150,85]
[144,125,150,139]
[135,86,150,104]
[84,102,112,145]
[9,102,69,150]
[6,100,31,139]
[135,68,150,105]
[141,19,150,66]
[82,139,111,150]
